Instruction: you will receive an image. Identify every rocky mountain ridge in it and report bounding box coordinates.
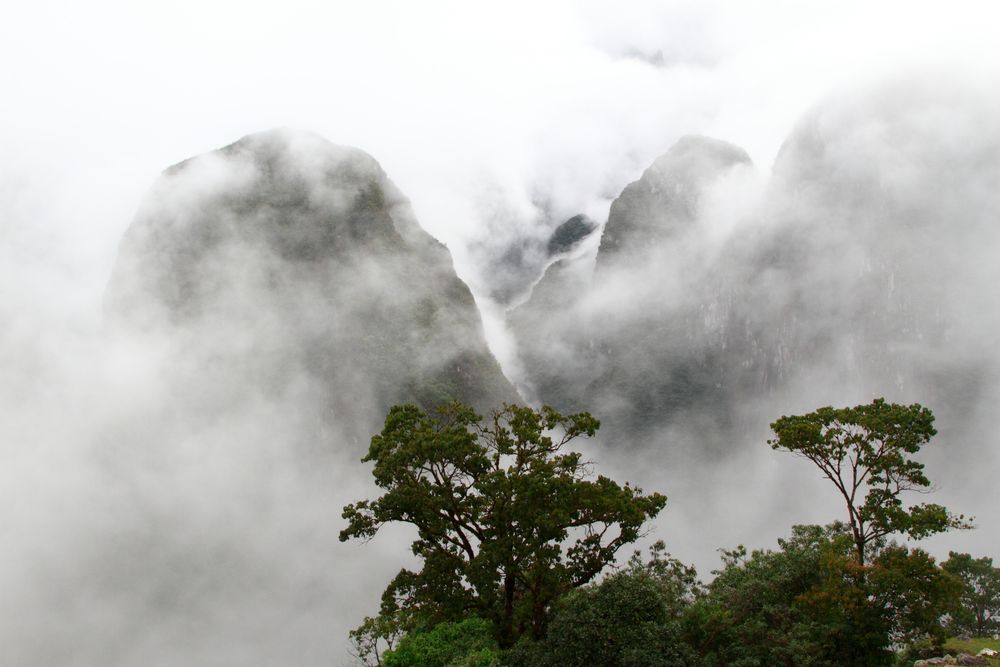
[106,129,516,428]
[507,89,1000,447]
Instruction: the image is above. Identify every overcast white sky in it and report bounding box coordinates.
[3,0,999,322]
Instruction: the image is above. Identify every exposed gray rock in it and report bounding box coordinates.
[480,212,598,305]
[511,135,755,436]
[508,86,1000,447]
[106,129,517,421]
[547,214,597,256]
[596,134,750,270]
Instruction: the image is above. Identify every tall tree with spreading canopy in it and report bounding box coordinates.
[769,398,970,565]
[340,402,666,658]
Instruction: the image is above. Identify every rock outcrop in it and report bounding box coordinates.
[510,135,754,434]
[509,88,1000,446]
[106,129,517,422]
[547,214,597,256]
[596,134,751,270]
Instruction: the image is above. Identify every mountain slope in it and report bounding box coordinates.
[106,129,517,420]
[509,86,1000,447]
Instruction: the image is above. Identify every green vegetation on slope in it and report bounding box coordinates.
[343,399,990,667]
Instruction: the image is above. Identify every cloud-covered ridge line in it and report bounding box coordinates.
[106,127,518,416]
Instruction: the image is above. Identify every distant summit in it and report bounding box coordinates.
[510,135,754,429]
[547,214,597,256]
[510,85,1000,449]
[106,129,516,419]
[597,134,750,268]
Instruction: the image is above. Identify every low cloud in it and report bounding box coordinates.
[2,3,999,664]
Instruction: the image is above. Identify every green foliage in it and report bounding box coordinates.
[867,546,962,648]
[943,635,1000,656]
[943,552,1000,636]
[686,524,864,666]
[896,636,941,665]
[382,618,501,667]
[341,402,667,654]
[343,398,975,667]
[506,541,699,667]
[769,398,971,564]
[685,525,960,666]
[350,612,406,666]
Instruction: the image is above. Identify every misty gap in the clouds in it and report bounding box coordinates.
[1,73,999,666]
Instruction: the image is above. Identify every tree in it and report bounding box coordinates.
[381,617,501,667]
[686,524,960,667]
[506,541,700,667]
[768,398,970,565]
[340,402,667,653]
[349,612,405,667]
[686,524,873,666]
[862,545,962,653]
[942,552,1000,636]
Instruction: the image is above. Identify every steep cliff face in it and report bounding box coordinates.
[474,212,600,306]
[596,135,751,270]
[726,87,999,413]
[509,90,1000,444]
[510,135,754,430]
[106,129,516,420]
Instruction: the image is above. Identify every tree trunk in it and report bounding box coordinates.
[501,570,516,647]
[531,593,546,640]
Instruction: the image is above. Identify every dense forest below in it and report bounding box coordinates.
[341,399,999,667]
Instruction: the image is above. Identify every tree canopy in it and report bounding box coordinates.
[342,398,979,666]
[340,402,666,657]
[686,524,961,666]
[769,398,970,564]
[382,617,501,667]
[942,551,1000,636]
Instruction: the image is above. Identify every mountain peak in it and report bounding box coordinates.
[596,135,751,266]
[105,130,516,415]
